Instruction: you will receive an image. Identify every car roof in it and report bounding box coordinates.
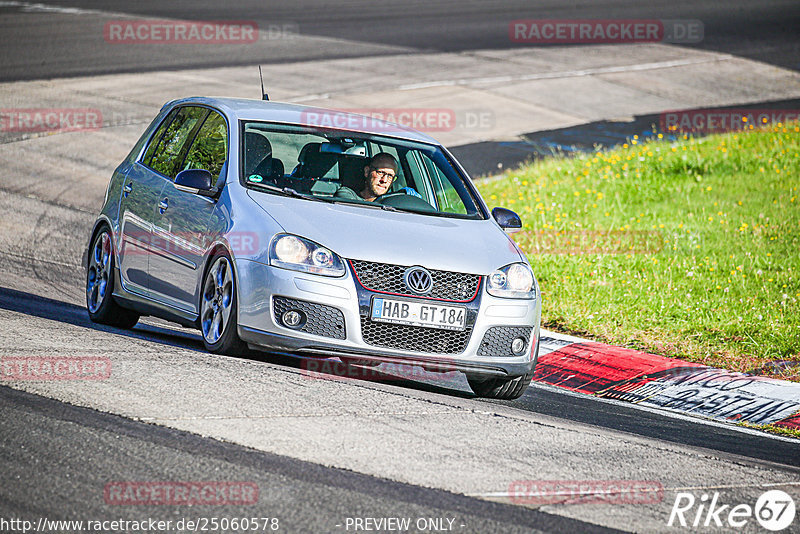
[165,96,441,145]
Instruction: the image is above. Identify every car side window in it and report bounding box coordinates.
[145,106,209,179]
[420,153,468,215]
[404,151,436,206]
[181,111,228,181]
[141,108,178,166]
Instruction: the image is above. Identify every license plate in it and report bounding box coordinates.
[370,298,466,331]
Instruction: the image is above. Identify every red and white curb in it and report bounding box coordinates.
[535,330,800,431]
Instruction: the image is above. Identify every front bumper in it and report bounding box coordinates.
[235,259,541,378]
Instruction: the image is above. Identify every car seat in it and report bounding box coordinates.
[291,142,338,179]
[244,131,284,180]
[338,155,369,192]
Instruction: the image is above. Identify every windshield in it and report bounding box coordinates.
[240,121,485,219]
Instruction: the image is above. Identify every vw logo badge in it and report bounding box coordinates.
[404,266,433,294]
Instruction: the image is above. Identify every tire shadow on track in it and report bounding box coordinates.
[0,285,208,353]
[290,356,476,399]
[0,285,475,398]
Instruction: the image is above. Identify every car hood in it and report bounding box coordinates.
[246,190,525,274]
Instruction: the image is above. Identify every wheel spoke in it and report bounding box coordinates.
[200,307,214,339]
[216,261,226,288]
[100,232,111,270]
[211,311,222,340]
[220,294,232,327]
[88,283,98,309]
[90,242,101,271]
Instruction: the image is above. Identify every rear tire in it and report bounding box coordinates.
[200,251,247,355]
[86,227,140,329]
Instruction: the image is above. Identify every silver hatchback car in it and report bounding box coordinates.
[84,97,541,399]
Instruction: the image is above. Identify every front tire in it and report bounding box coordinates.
[86,227,139,329]
[467,339,539,400]
[200,252,246,355]
[467,372,533,400]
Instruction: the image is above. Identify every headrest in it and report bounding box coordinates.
[244,131,272,176]
[295,142,338,178]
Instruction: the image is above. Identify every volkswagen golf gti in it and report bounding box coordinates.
[84,97,541,399]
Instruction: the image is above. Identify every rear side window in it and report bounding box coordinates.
[141,108,177,165]
[143,106,208,179]
[181,111,228,181]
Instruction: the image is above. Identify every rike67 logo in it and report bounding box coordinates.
[668,490,795,531]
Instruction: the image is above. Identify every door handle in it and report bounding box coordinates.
[158,198,169,214]
[123,182,133,198]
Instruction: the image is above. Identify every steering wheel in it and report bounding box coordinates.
[375,192,407,203]
[377,191,437,213]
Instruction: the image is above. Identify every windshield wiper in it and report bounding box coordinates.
[327,197,401,211]
[247,182,323,202]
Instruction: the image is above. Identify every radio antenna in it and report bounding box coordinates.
[259,66,269,101]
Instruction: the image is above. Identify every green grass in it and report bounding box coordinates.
[737,422,800,439]
[476,123,800,380]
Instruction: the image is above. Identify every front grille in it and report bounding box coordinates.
[273,297,346,339]
[350,259,480,301]
[360,315,473,354]
[478,326,533,357]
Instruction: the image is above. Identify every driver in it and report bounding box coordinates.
[357,153,398,201]
[335,152,422,202]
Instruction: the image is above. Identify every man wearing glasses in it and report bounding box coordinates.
[335,153,398,202]
[358,153,399,202]
[335,152,422,203]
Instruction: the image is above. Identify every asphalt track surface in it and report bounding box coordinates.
[1,2,800,532]
[2,285,799,470]
[0,0,798,81]
[0,386,622,534]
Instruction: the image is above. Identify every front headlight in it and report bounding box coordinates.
[269,234,346,277]
[487,262,536,299]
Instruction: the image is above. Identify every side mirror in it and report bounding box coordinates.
[492,207,522,234]
[174,169,216,197]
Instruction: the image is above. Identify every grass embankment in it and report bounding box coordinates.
[738,422,800,439]
[475,124,800,381]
